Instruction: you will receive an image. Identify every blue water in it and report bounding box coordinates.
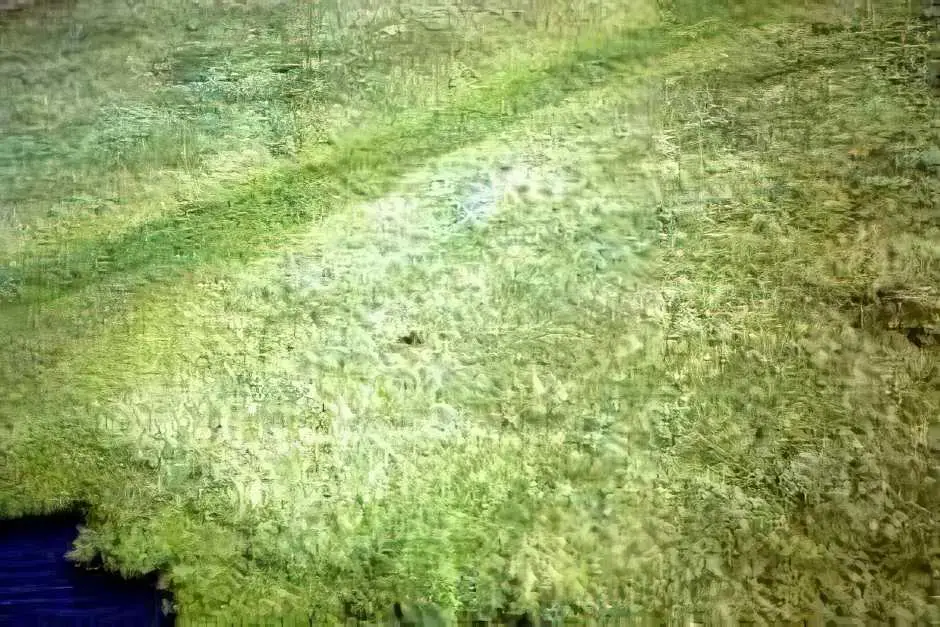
[0,510,174,626]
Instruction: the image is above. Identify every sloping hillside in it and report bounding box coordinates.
[1,0,937,623]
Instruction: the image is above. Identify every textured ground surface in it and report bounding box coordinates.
[1,0,938,624]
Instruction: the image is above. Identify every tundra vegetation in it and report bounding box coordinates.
[0,0,937,624]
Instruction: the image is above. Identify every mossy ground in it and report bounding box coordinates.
[1,0,937,624]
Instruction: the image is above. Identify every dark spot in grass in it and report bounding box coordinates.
[271,63,303,74]
[809,22,846,36]
[906,327,938,348]
[398,331,423,346]
[848,291,874,305]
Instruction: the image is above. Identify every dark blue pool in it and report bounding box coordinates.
[0,509,174,626]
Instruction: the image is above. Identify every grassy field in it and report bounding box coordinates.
[1,0,938,624]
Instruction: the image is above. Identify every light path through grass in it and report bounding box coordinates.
[0,0,657,258]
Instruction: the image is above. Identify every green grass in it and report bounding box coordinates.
[1,0,938,624]
[0,21,696,309]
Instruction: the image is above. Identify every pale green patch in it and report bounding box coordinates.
[101,78,676,621]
